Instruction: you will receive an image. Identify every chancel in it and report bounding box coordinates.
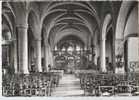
[1,0,139,97]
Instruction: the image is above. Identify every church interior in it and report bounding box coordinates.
[1,0,139,97]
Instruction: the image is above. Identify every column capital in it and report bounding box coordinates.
[16,24,28,29]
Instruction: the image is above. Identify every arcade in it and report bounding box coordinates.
[1,0,139,96]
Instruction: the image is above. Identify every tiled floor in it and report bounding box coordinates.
[51,74,84,97]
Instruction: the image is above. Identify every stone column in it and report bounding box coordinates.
[44,44,49,72]
[115,39,125,73]
[17,24,29,74]
[115,39,124,57]
[14,41,18,73]
[94,46,98,65]
[100,39,107,72]
[91,45,97,65]
[35,39,42,72]
[49,47,54,67]
[91,45,94,64]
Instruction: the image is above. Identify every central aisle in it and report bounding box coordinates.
[51,74,84,96]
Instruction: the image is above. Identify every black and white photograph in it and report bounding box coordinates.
[1,0,139,98]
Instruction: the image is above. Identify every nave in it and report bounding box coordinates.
[51,74,84,96]
[1,0,139,97]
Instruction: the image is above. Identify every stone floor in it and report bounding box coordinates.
[51,74,84,97]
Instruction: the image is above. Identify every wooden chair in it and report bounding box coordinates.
[24,84,32,96]
[115,82,132,96]
[131,86,139,96]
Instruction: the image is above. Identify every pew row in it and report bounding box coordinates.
[75,70,139,96]
[2,71,63,97]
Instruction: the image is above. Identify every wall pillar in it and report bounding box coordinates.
[35,39,42,72]
[100,39,107,72]
[17,24,29,74]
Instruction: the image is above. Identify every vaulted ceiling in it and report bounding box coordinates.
[41,1,101,48]
[2,1,122,48]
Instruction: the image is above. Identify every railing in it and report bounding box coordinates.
[2,72,62,97]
